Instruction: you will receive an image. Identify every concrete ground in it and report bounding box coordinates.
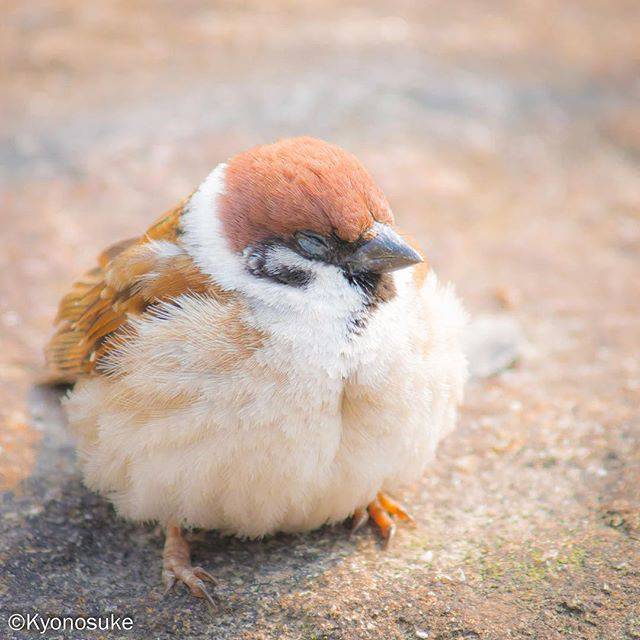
[1,1,639,638]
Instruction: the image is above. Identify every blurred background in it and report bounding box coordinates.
[1,2,639,638]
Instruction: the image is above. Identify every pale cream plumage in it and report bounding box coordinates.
[47,137,467,605]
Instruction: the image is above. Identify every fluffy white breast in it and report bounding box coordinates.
[65,165,468,536]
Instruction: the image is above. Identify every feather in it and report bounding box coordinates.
[45,201,227,381]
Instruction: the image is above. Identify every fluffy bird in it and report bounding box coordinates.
[46,137,467,605]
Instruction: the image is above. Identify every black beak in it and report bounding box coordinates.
[344,222,423,274]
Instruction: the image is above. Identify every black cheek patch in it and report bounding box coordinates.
[270,265,315,287]
[245,244,315,288]
[345,272,397,333]
[345,272,397,305]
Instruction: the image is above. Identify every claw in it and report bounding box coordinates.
[378,492,414,523]
[162,571,177,595]
[367,492,413,549]
[192,578,219,609]
[194,566,217,584]
[350,508,369,536]
[382,522,396,549]
[162,525,218,609]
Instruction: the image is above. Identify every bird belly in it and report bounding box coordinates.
[64,270,467,537]
[66,371,395,537]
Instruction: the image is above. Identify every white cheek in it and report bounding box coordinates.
[246,257,366,345]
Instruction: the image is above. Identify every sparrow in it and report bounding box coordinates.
[46,137,467,606]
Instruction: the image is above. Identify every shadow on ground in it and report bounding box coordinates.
[2,386,360,637]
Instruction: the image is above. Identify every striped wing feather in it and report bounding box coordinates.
[46,202,220,381]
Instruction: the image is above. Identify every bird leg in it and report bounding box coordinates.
[365,492,414,549]
[162,525,218,608]
[349,507,370,535]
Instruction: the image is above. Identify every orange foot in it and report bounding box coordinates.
[351,492,414,549]
[162,525,218,609]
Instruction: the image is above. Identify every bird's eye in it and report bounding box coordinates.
[294,231,330,258]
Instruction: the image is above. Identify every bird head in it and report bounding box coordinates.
[181,137,423,317]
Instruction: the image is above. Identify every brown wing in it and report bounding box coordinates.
[46,201,226,382]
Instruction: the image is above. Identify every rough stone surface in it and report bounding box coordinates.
[1,1,639,638]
